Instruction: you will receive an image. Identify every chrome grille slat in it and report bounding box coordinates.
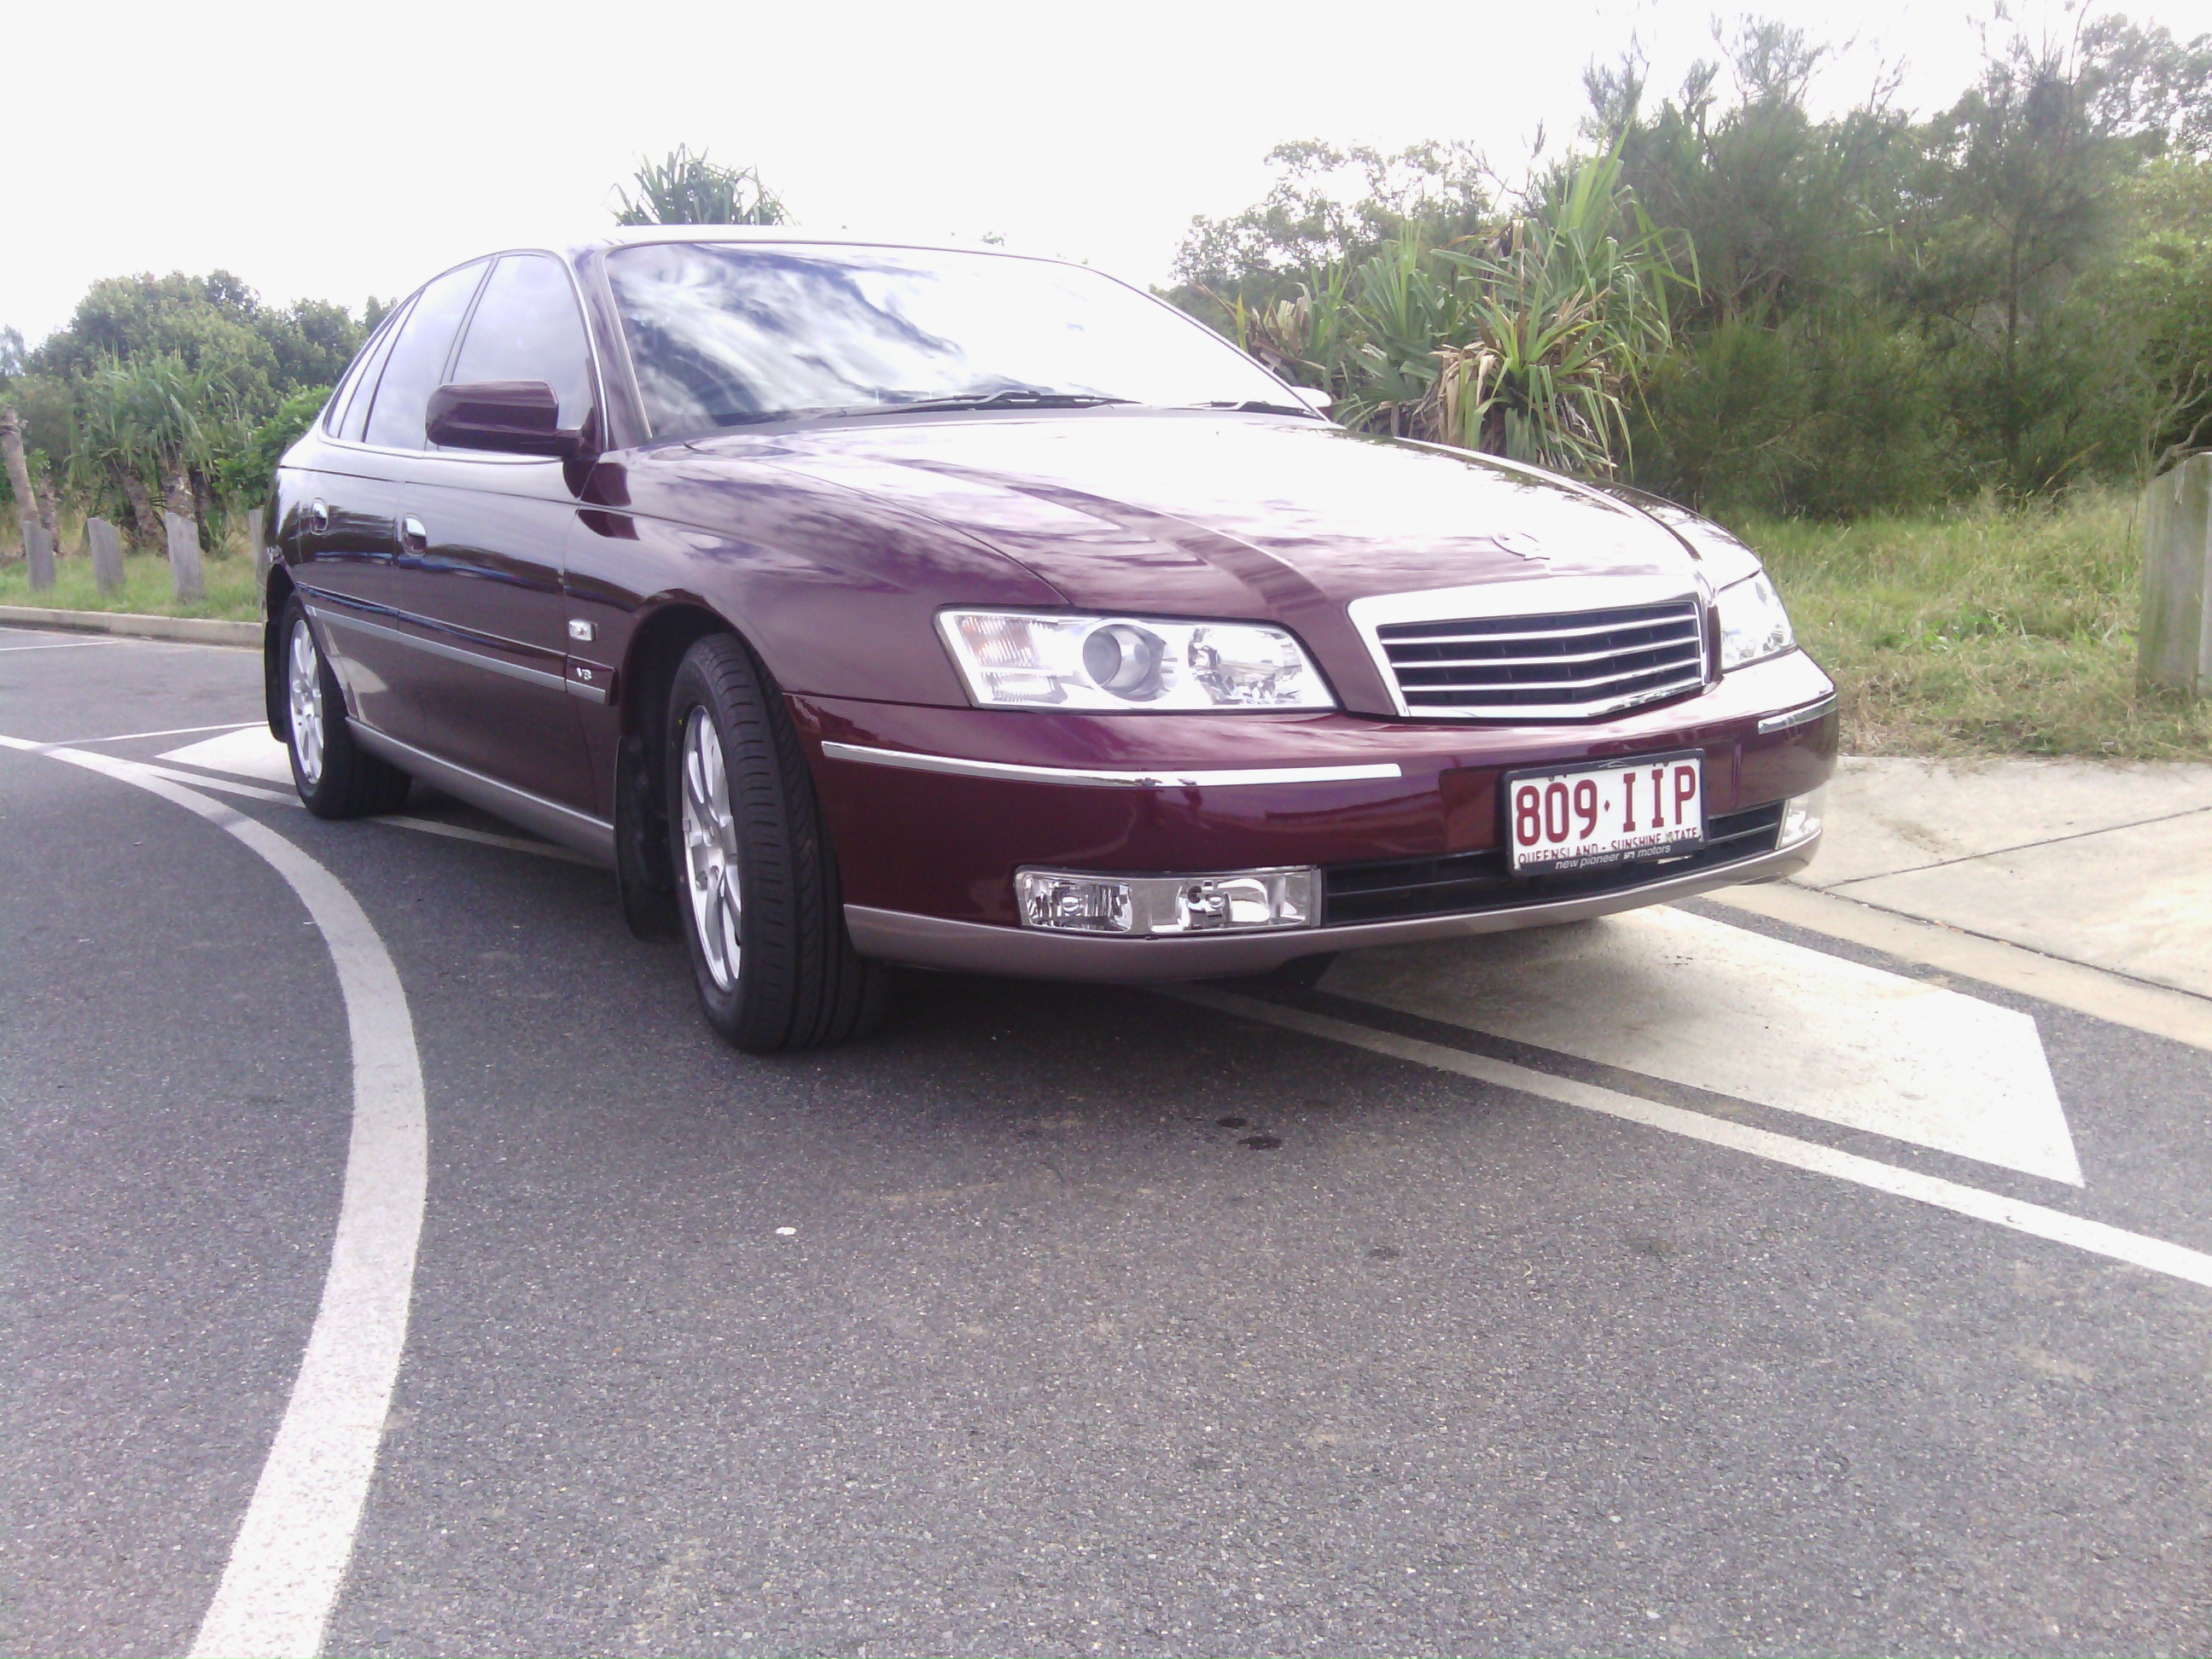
[1370,596,1708,719]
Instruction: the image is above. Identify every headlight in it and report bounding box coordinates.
[1715,571,1795,671]
[938,610,1336,711]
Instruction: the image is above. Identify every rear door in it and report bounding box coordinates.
[298,261,490,743]
[379,251,599,811]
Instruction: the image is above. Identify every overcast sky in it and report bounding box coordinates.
[9,0,2208,346]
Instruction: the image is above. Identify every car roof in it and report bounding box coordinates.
[582,225,1058,262]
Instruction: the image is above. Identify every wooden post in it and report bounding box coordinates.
[87,516,125,595]
[2140,454,2212,699]
[165,510,204,603]
[23,518,55,591]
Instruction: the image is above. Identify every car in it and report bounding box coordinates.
[260,229,1837,1052]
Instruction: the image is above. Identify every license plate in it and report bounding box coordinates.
[1505,754,1704,874]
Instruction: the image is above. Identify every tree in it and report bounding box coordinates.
[614,147,788,225]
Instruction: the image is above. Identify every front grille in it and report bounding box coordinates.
[1322,803,1784,927]
[1374,598,1708,719]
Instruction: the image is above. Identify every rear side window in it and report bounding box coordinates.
[329,301,410,439]
[363,261,488,450]
[450,253,595,431]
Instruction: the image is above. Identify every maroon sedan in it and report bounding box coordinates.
[262,230,1835,1051]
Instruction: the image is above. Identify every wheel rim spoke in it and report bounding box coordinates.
[680,707,741,992]
[288,620,323,787]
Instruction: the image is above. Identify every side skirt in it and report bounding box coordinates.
[348,720,616,866]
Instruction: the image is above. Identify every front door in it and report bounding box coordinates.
[382,252,600,812]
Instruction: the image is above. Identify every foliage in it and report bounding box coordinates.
[1742,489,2210,759]
[1179,10,2212,512]
[614,146,788,226]
[222,386,332,504]
[1225,151,1689,474]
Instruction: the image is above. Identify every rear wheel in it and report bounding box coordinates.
[666,633,888,1052]
[279,597,410,818]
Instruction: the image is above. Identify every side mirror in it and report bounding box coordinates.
[1295,388,1335,415]
[427,381,588,458]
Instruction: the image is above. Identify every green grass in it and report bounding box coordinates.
[0,547,261,622]
[1736,491,2212,761]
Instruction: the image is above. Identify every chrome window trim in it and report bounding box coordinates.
[819,741,1401,789]
[1348,574,1708,722]
[1757,692,1836,735]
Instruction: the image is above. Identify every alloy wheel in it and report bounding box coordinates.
[288,619,324,787]
[679,706,743,992]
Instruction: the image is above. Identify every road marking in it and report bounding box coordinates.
[1323,907,2081,1185]
[375,814,595,863]
[162,725,298,784]
[0,637,134,653]
[1708,881,2212,1055]
[136,764,302,805]
[55,720,264,747]
[1171,985,2212,1292]
[1,734,428,1657]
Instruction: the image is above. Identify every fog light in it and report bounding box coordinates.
[1779,786,1825,848]
[1016,866,1317,934]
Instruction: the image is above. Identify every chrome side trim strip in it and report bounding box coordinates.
[1758,694,1838,735]
[346,721,615,865]
[317,608,571,693]
[819,741,1403,789]
[845,832,1821,981]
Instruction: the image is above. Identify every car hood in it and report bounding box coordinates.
[697,410,1706,608]
[680,410,1717,716]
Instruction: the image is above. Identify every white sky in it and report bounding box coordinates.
[9,0,2209,347]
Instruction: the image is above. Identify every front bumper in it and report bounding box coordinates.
[795,649,1837,977]
[845,830,1820,981]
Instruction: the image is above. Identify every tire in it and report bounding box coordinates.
[277,597,410,818]
[665,633,889,1052]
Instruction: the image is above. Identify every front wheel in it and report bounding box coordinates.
[666,634,888,1052]
[279,598,410,818]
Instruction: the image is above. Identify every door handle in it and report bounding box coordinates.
[306,498,330,534]
[400,516,428,553]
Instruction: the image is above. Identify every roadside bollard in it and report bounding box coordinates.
[164,510,204,603]
[24,517,55,591]
[87,517,125,596]
[2140,453,2212,698]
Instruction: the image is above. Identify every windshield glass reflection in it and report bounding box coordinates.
[605,242,1301,438]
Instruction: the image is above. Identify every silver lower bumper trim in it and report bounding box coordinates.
[846,830,1821,981]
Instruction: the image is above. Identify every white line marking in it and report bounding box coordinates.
[56,720,264,747]
[375,814,593,863]
[1322,908,2081,1184]
[161,725,298,785]
[11,738,427,1656]
[1170,986,2212,1292]
[134,763,302,805]
[0,637,135,652]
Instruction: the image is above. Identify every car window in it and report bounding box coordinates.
[449,253,595,431]
[605,242,1301,439]
[363,261,488,450]
[329,301,410,439]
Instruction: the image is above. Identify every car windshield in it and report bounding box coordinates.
[604,242,1304,438]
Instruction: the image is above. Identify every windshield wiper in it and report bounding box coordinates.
[874,390,1138,414]
[1189,399,1326,418]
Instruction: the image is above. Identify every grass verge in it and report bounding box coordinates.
[0,550,260,623]
[1738,490,2211,761]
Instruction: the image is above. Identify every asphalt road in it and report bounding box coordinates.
[3,624,2209,1657]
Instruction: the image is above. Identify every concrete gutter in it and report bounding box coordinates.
[0,603,258,649]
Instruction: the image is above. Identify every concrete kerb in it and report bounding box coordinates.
[0,604,258,649]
